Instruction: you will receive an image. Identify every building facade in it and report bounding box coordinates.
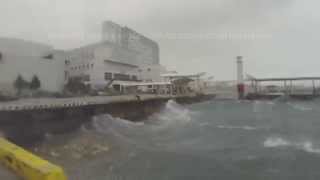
[65,42,140,90]
[0,38,65,95]
[66,21,164,91]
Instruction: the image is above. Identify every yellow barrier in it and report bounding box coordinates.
[0,138,67,180]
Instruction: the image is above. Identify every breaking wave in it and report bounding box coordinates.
[90,100,196,150]
[147,100,193,125]
[263,137,320,154]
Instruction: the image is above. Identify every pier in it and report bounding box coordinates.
[246,77,320,100]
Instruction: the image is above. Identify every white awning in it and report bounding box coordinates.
[115,81,172,87]
[161,72,206,78]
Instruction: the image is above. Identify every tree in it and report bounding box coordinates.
[30,75,41,90]
[14,74,28,95]
[65,77,89,95]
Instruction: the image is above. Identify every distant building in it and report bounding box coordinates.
[65,41,140,89]
[0,38,65,95]
[66,21,165,91]
[0,21,166,95]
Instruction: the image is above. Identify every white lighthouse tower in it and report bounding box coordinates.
[236,56,245,99]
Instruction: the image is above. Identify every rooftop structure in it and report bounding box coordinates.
[102,21,159,66]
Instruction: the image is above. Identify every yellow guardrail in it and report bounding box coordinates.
[0,138,67,180]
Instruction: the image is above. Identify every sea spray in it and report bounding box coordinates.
[90,100,196,150]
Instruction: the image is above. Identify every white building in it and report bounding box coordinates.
[65,42,140,90]
[66,21,166,91]
[0,38,65,95]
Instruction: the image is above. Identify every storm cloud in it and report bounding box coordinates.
[1,0,319,80]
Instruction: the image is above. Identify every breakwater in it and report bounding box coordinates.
[0,93,215,145]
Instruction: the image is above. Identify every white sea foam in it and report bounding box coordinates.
[300,141,320,154]
[217,125,258,131]
[263,137,290,147]
[287,103,313,111]
[264,137,320,154]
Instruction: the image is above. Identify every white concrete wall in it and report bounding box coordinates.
[0,38,65,94]
[92,61,139,89]
[66,49,95,78]
[125,28,159,65]
[102,21,122,45]
[138,64,167,82]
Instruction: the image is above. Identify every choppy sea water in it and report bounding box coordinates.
[20,99,320,179]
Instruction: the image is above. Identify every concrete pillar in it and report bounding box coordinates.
[312,80,316,95]
[284,80,288,95]
[236,56,245,99]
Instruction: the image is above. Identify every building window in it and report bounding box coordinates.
[87,64,90,69]
[132,75,137,81]
[83,75,90,81]
[105,72,113,80]
[65,60,70,65]
[0,52,2,63]
[91,64,94,68]
[147,68,151,72]
[114,73,130,81]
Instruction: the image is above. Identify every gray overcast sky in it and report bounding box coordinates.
[1,0,320,80]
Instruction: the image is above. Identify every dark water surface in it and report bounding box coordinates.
[32,100,320,180]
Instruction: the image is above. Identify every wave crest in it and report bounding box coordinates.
[263,137,320,154]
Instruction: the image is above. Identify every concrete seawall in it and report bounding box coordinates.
[0,94,215,146]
